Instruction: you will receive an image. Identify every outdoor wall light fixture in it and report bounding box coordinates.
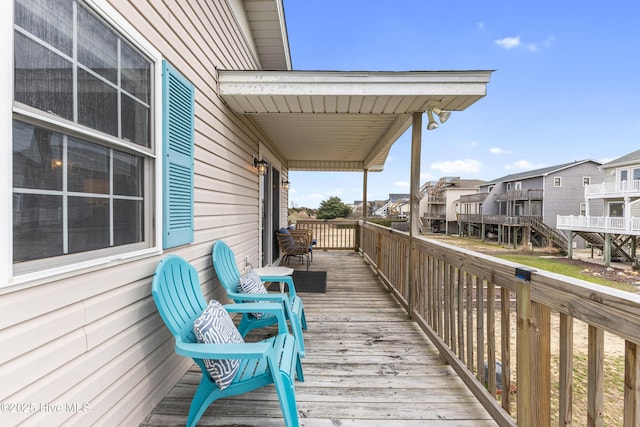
[282,179,291,190]
[431,107,451,123]
[426,110,439,130]
[253,158,269,176]
[426,107,451,130]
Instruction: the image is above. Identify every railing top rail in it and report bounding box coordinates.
[296,219,359,224]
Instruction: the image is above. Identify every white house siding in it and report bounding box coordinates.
[445,189,478,222]
[1,1,281,425]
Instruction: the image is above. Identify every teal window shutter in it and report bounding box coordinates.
[162,60,195,248]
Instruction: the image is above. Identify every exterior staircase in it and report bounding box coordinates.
[528,217,568,249]
[575,231,631,260]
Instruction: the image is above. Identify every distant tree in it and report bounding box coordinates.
[316,196,352,219]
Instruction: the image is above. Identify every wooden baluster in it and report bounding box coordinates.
[457,268,464,361]
[466,272,474,372]
[501,287,512,414]
[517,277,532,427]
[477,276,485,386]
[531,301,550,426]
[444,263,451,347]
[559,313,573,427]
[436,260,443,337]
[587,326,604,427]
[487,281,496,398]
[624,341,640,427]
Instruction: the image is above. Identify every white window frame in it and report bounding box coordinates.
[5,0,163,286]
[514,181,522,190]
[506,182,512,191]
[582,176,591,187]
[554,177,562,187]
[579,203,586,216]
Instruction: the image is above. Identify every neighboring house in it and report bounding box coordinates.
[389,197,410,218]
[419,177,484,234]
[458,160,603,248]
[352,200,371,217]
[557,149,640,264]
[374,201,391,217]
[373,194,409,218]
[2,1,491,425]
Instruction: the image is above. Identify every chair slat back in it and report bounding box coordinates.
[152,254,207,344]
[212,240,241,294]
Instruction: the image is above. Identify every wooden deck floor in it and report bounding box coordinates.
[142,251,498,426]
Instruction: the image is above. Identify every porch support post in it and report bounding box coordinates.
[604,233,611,267]
[625,196,631,233]
[363,168,368,219]
[567,231,574,259]
[408,112,422,318]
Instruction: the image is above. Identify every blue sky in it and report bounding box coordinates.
[282,1,640,209]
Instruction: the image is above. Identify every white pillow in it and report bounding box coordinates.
[238,270,269,319]
[193,300,244,390]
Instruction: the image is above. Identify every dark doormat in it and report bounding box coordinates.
[267,271,327,293]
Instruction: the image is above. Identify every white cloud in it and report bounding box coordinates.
[326,188,344,196]
[489,147,512,155]
[394,181,410,188]
[497,35,554,51]
[477,21,485,32]
[505,160,547,170]
[431,159,481,173]
[496,36,521,49]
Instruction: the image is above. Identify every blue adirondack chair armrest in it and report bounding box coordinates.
[258,274,297,297]
[176,341,274,359]
[226,302,289,334]
[228,291,288,304]
[228,293,295,328]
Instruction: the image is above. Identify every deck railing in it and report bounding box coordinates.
[457,214,542,226]
[357,220,640,427]
[295,219,359,250]
[586,180,640,197]
[557,215,640,234]
[495,189,544,202]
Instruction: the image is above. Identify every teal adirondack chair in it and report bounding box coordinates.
[212,240,307,357]
[151,254,304,427]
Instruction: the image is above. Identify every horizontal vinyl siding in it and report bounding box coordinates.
[1,0,273,426]
[543,163,602,227]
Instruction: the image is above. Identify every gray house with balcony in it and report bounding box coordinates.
[458,160,603,248]
[558,149,640,264]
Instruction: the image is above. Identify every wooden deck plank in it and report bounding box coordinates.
[141,251,498,426]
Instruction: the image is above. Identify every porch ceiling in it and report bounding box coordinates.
[218,70,493,171]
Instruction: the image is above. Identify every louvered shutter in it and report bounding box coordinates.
[162,60,194,248]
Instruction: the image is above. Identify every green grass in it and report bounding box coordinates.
[496,254,637,293]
